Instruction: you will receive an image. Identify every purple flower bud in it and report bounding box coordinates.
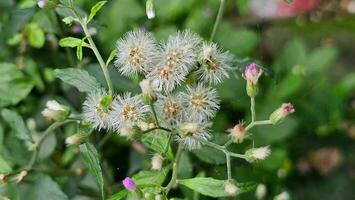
[243,63,263,85]
[122,177,136,192]
[72,25,83,33]
[37,0,47,8]
[269,103,295,124]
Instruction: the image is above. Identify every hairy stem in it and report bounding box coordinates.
[245,120,272,131]
[251,97,256,122]
[210,0,225,41]
[225,152,232,180]
[165,144,183,193]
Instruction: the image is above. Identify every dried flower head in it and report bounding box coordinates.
[83,90,113,130]
[156,94,184,122]
[115,30,157,76]
[122,177,136,192]
[151,154,164,170]
[227,123,246,143]
[175,117,211,150]
[111,93,149,130]
[197,42,233,85]
[245,146,271,163]
[181,84,220,120]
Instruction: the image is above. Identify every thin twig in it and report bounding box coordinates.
[210,0,226,41]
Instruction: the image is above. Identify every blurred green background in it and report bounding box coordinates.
[0,0,354,199]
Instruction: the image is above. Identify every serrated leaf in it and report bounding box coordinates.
[107,189,128,200]
[54,68,101,93]
[0,155,12,173]
[178,177,229,197]
[132,167,170,187]
[88,1,107,23]
[79,142,104,199]
[59,37,88,48]
[1,109,31,141]
[0,63,34,107]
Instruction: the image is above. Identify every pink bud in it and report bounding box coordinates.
[122,177,136,192]
[72,25,83,33]
[244,63,263,85]
[37,0,46,8]
[282,103,295,116]
[269,102,295,124]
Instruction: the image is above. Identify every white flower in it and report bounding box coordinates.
[197,42,233,85]
[156,94,184,123]
[115,30,157,76]
[175,117,211,150]
[147,65,187,92]
[42,100,70,121]
[246,146,271,163]
[274,191,290,200]
[151,154,163,170]
[256,184,267,200]
[224,181,239,195]
[83,90,113,130]
[181,84,220,120]
[111,93,149,130]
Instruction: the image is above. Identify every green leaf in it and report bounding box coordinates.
[132,167,170,187]
[0,155,12,173]
[88,1,107,23]
[0,63,34,107]
[26,174,68,200]
[237,182,257,194]
[236,0,249,15]
[306,46,338,73]
[106,49,117,66]
[107,189,128,200]
[79,142,104,199]
[54,68,101,93]
[62,16,75,25]
[141,130,170,154]
[1,109,31,141]
[25,23,45,48]
[59,37,88,48]
[192,133,228,164]
[178,177,230,197]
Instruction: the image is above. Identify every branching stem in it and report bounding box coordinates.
[165,144,183,193]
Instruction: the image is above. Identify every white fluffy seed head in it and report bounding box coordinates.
[115,30,158,76]
[197,42,233,85]
[147,65,187,93]
[111,93,149,130]
[83,90,114,130]
[175,117,211,150]
[224,181,239,195]
[246,146,271,163]
[156,94,184,123]
[181,84,220,120]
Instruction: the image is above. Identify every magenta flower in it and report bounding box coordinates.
[243,63,263,85]
[122,177,136,192]
[72,25,83,33]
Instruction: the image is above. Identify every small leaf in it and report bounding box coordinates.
[1,109,31,141]
[25,23,45,48]
[88,1,107,23]
[132,167,170,187]
[62,16,75,25]
[107,189,128,200]
[178,177,229,197]
[0,155,12,173]
[54,68,101,93]
[106,49,117,66]
[59,37,86,48]
[76,42,83,61]
[79,142,104,199]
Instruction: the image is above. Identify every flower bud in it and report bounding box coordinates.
[224,180,239,195]
[41,100,70,121]
[255,184,267,200]
[274,191,290,200]
[139,79,157,104]
[15,170,27,183]
[37,0,47,8]
[243,63,263,97]
[65,133,88,146]
[146,0,155,19]
[269,103,295,124]
[122,177,136,192]
[245,146,271,163]
[26,118,36,132]
[151,154,164,170]
[227,123,246,143]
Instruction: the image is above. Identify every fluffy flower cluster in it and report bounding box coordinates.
[82,29,234,149]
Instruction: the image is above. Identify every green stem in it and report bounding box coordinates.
[223,139,233,147]
[165,144,183,193]
[210,0,225,41]
[225,153,232,180]
[81,23,114,95]
[25,119,77,171]
[251,97,256,122]
[245,120,272,131]
[150,103,160,127]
